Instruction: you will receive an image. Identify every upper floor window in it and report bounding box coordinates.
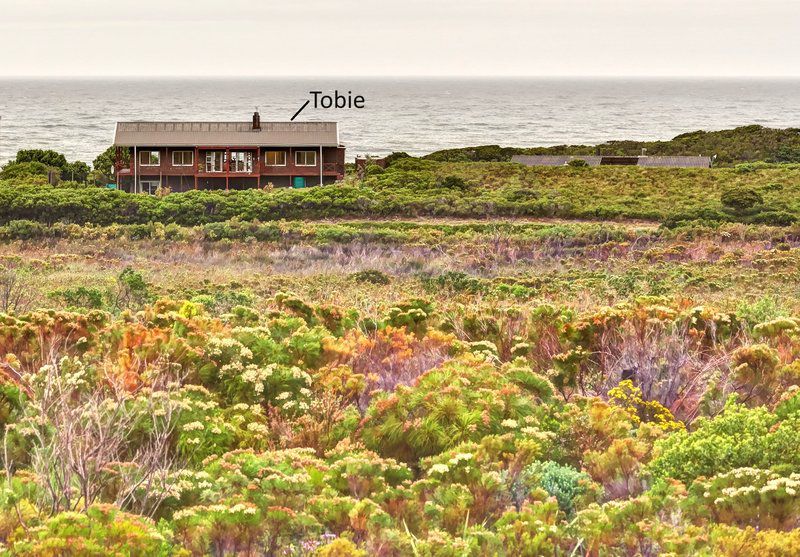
[230,151,253,173]
[172,150,193,166]
[139,150,160,166]
[295,150,317,166]
[205,151,225,173]
[265,151,287,166]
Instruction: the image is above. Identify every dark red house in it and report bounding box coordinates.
[113,112,345,193]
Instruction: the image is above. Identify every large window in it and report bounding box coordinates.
[139,150,160,166]
[295,150,317,166]
[205,151,225,173]
[230,151,253,173]
[265,151,287,166]
[172,150,193,166]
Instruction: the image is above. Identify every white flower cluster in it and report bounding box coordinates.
[246,423,269,435]
[207,337,253,361]
[183,421,205,432]
[428,463,450,475]
[241,363,277,395]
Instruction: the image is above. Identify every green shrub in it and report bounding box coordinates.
[0,161,52,181]
[49,286,105,310]
[437,176,468,191]
[361,356,542,462]
[350,269,391,285]
[7,504,173,556]
[721,187,764,212]
[527,461,591,515]
[647,398,800,484]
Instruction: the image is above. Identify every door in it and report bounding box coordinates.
[292,176,306,189]
[205,151,225,173]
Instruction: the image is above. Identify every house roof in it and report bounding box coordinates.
[511,155,712,168]
[114,121,340,147]
[511,155,604,166]
[636,156,712,168]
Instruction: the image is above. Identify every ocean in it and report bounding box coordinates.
[1,77,799,164]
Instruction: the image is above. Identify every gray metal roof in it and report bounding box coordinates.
[511,154,712,168]
[511,155,604,166]
[636,156,711,168]
[114,121,340,147]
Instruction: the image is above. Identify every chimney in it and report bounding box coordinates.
[252,111,261,131]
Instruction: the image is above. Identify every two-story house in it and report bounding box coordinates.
[113,112,345,193]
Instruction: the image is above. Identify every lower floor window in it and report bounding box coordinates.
[138,180,160,194]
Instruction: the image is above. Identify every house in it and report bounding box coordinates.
[510,155,712,168]
[113,112,345,193]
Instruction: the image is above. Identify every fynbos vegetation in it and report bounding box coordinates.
[1,140,800,554]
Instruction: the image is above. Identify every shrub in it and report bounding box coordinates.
[685,468,800,530]
[315,538,367,557]
[350,269,391,285]
[720,187,763,212]
[7,504,172,556]
[526,461,592,516]
[360,356,542,462]
[437,176,468,191]
[711,525,800,556]
[5,220,46,240]
[647,398,800,484]
[0,162,51,181]
[49,286,105,310]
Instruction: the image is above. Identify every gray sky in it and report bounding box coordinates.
[1,0,799,76]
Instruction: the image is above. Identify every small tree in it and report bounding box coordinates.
[93,146,130,185]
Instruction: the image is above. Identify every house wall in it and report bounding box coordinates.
[118,145,346,192]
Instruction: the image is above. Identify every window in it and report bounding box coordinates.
[205,151,225,173]
[139,150,160,166]
[172,150,193,166]
[295,150,317,166]
[138,180,161,195]
[230,151,253,173]
[265,151,287,166]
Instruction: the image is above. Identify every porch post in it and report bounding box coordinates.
[319,145,323,186]
[256,147,261,189]
[226,148,230,191]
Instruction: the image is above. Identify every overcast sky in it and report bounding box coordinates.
[1,0,799,77]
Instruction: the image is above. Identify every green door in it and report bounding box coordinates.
[293,177,306,189]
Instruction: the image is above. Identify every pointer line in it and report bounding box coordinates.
[291,100,310,121]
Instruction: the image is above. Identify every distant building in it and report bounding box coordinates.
[510,155,712,168]
[113,112,346,193]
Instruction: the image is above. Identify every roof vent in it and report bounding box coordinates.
[252,110,261,131]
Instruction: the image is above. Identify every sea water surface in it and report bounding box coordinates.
[0,77,799,164]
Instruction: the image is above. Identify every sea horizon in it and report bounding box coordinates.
[1,76,799,164]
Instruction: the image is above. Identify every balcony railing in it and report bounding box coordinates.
[118,160,344,176]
